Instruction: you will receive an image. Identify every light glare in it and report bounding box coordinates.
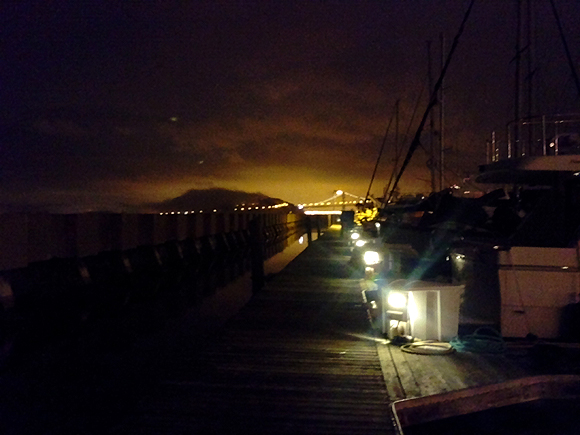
[388,291,407,309]
[363,250,380,265]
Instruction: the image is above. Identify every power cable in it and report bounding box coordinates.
[450,327,506,353]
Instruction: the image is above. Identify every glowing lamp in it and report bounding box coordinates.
[363,250,381,265]
[387,291,407,309]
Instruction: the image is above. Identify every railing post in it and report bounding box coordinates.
[249,216,264,293]
[306,216,312,243]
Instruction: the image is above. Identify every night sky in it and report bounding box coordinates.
[2,0,579,212]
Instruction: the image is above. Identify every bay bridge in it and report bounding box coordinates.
[298,190,368,216]
[0,207,577,434]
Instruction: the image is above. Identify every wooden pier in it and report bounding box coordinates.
[2,226,580,434]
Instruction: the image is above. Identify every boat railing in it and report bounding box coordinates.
[488,113,580,162]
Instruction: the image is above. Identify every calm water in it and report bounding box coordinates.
[403,399,580,435]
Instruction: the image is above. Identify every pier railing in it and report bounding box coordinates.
[0,210,326,365]
[488,113,580,161]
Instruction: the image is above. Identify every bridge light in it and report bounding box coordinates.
[335,190,343,195]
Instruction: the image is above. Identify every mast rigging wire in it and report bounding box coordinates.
[386,0,476,204]
[364,100,399,205]
[549,0,580,100]
[382,85,426,205]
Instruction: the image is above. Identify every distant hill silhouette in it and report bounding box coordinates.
[0,108,292,214]
[148,188,288,213]
[0,188,289,214]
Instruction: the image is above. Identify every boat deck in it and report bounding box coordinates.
[2,226,580,434]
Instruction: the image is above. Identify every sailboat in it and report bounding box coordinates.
[360,0,580,342]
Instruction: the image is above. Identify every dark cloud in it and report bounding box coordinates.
[1,0,579,211]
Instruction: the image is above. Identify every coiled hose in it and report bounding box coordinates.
[450,327,506,354]
[400,340,455,355]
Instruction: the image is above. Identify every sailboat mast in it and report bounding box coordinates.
[439,33,446,191]
[427,40,436,193]
[513,0,523,157]
[525,0,534,156]
[386,0,475,203]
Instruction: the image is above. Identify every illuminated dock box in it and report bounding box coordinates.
[383,280,464,342]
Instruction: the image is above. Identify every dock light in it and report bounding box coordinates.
[385,290,409,325]
[388,291,407,309]
[364,250,381,265]
[355,240,366,247]
[351,232,360,240]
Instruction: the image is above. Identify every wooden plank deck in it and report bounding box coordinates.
[2,226,580,434]
[107,230,397,434]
